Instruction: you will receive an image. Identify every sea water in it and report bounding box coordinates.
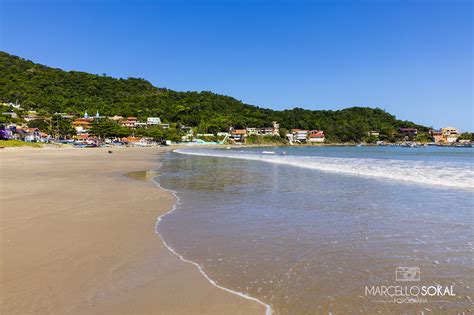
[157,146,473,314]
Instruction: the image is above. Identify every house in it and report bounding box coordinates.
[441,127,459,143]
[430,127,460,143]
[120,117,139,128]
[246,127,258,135]
[230,129,247,141]
[120,120,135,128]
[308,130,325,143]
[243,121,280,137]
[110,115,124,121]
[367,131,379,137]
[399,128,418,135]
[23,111,43,122]
[17,127,49,142]
[271,121,280,136]
[290,129,309,143]
[263,127,274,135]
[429,130,444,143]
[72,118,92,133]
[147,117,161,125]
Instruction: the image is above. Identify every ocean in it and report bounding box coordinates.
[156,146,473,314]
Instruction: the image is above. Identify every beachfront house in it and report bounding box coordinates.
[430,127,460,143]
[308,130,325,143]
[245,121,280,137]
[441,127,459,143]
[290,129,309,143]
[430,130,444,143]
[17,127,50,142]
[230,129,247,141]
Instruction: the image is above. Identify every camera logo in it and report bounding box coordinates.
[396,267,420,282]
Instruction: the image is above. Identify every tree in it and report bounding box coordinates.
[416,133,432,143]
[27,119,50,133]
[89,119,129,138]
[163,128,182,142]
[458,132,473,141]
[279,127,288,139]
[50,116,75,139]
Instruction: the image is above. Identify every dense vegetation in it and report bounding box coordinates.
[0,51,430,142]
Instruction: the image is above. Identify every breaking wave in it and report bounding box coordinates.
[174,148,474,190]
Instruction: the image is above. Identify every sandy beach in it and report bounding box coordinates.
[0,147,264,314]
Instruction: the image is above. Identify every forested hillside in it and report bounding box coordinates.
[0,51,429,141]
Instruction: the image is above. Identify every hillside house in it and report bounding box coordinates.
[399,128,418,135]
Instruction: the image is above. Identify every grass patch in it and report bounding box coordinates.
[0,140,43,148]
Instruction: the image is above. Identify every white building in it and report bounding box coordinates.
[272,121,280,136]
[147,117,162,125]
[291,129,308,142]
[246,127,258,135]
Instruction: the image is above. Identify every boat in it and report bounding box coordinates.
[262,151,275,154]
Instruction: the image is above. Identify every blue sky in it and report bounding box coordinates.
[1,0,472,130]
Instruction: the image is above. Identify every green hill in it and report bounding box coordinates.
[0,51,429,142]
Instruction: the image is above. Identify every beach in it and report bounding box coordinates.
[0,147,264,314]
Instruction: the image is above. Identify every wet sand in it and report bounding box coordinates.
[0,147,264,314]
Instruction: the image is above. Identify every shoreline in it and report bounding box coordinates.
[0,147,265,314]
[151,174,273,315]
[124,154,273,314]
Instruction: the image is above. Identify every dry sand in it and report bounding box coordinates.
[0,147,264,315]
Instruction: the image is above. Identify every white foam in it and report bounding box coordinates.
[174,148,474,190]
[151,177,273,315]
